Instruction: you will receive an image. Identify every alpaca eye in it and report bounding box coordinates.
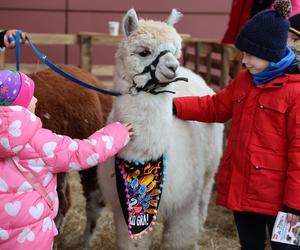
[139,50,151,57]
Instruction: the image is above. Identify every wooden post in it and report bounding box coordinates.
[0,50,5,69]
[182,42,188,67]
[195,41,200,73]
[221,46,230,89]
[204,42,213,84]
[79,34,92,72]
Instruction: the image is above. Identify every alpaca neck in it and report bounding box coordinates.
[112,83,174,161]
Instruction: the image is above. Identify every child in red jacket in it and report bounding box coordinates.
[174,0,300,249]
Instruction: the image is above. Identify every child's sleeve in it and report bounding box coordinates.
[173,77,237,123]
[285,95,300,210]
[30,122,129,173]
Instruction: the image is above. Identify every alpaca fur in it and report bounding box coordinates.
[29,65,112,242]
[97,9,224,250]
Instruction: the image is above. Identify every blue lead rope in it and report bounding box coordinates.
[15,30,21,71]
[13,30,121,97]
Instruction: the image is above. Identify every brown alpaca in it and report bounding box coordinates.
[28,64,112,242]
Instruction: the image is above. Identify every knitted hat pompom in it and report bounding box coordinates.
[274,0,292,17]
[235,0,291,62]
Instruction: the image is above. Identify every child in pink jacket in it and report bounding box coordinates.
[0,70,132,250]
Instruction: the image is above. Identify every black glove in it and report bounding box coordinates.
[284,205,300,216]
[172,103,177,116]
[0,30,7,48]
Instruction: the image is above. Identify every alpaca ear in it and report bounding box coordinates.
[165,9,183,26]
[123,8,139,37]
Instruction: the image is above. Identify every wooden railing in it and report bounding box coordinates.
[78,32,121,78]
[183,38,243,89]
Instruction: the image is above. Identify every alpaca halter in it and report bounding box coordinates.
[115,155,166,240]
[129,50,188,95]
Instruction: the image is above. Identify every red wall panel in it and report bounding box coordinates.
[68,0,230,13]
[0,0,66,10]
[0,10,66,64]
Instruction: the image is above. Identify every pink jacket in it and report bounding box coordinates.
[0,106,129,250]
[290,0,300,17]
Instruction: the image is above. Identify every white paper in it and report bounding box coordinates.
[271,211,300,246]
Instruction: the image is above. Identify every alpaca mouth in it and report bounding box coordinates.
[161,72,176,80]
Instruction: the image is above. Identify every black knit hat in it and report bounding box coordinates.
[289,13,300,37]
[235,0,291,62]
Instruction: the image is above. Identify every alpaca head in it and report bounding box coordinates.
[114,9,183,95]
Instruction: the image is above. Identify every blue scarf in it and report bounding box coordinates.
[252,48,296,86]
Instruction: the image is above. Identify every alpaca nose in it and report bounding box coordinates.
[167,64,178,73]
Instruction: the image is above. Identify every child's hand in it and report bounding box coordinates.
[4,30,27,48]
[123,123,134,139]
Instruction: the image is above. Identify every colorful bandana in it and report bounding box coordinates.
[115,155,166,240]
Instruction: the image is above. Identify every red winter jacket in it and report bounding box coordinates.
[222,0,252,44]
[174,70,300,216]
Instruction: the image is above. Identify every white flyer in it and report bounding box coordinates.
[271,211,300,246]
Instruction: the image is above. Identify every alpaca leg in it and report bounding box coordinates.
[54,173,70,230]
[114,208,151,250]
[198,170,215,232]
[162,202,200,250]
[81,167,104,248]
[83,189,105,248]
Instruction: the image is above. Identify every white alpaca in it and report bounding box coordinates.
[97,9,223,250]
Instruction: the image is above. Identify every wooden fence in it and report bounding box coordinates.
[183,38,243,89]
[0,32,243,89]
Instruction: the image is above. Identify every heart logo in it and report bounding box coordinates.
[43,172,53,187]
[28,158,45,173]
[9,120,22,137]
[29,203,44,219]
[17,228,35,243]
[124,135,130,146]
[43,142,57,158]
[88,139,97,145]
[12,145,23,154]
[0,138,10,149]
[29,112,36,122]
[86,153,99,166]
[102,136,114,150]
[17,181,33,192]
[48,192,56,202]
[5,201,21,216]
[10,106,22,111]
[69,162,81,171]
[42,217,52,232]
[0,177,8,192]
[0,228,9,240]
[133,206,143,214]
[69,140,78,151]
